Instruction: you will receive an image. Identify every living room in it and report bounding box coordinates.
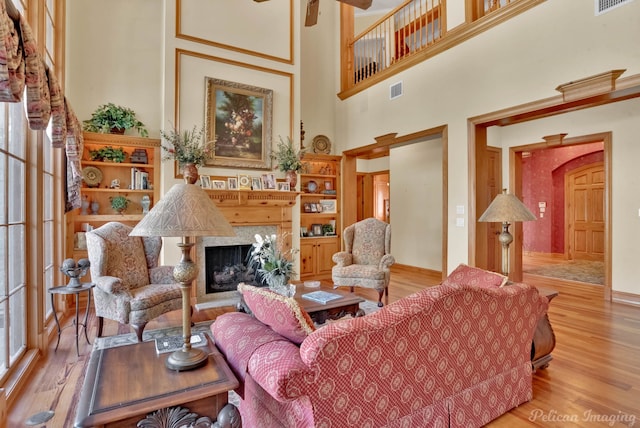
[3,0,640,426]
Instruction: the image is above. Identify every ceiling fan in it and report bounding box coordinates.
[254,0,373,27]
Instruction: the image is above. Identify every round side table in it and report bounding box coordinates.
[49,283,95,356]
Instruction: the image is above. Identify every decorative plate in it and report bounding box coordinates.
[311,135,331,154]
[82,166,103,188]
[307,180,318,193]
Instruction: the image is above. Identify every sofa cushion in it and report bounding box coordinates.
[442,263,508,288]
[238,283,315,344]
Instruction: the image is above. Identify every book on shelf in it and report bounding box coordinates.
[154,332,208,354]
[301,290,342,304]
[130,168,150,190]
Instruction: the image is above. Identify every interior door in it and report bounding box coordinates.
[485,147,502,273]
[566,162,605,261]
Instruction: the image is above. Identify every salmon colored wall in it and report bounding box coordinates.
[522,143,604,254]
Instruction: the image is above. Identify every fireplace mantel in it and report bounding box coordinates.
[205,189,299,207]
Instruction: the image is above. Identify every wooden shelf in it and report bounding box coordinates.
[81,160,155,169]
[80,188,154,193]
[204,189,300,207]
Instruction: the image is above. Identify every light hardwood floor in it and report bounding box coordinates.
[7,266,640,427]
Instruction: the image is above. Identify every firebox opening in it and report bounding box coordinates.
[205,244,264,293]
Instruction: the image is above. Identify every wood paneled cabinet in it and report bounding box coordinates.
[300,238,339,278]
[66,132,161,282]
[299,154,341,279]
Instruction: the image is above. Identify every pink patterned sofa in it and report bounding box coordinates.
[211,267,548,427]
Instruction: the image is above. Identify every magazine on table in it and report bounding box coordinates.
[155,332,208,354]
[301,290,342,304]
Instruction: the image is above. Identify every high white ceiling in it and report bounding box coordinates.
[355,0,404,16]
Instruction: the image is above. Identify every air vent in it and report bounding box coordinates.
[595,0,634,15]
[390,81,403,100]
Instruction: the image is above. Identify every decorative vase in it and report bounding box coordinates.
[90,200,100,215]
[285,170,297,190]
[268,276,293,297]
[141,194,151,214]
[182,163,199,185]
[80,196,90,215]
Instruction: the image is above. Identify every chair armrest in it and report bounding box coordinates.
[149,266,176,284]
[94,276,129,294]
[332,252,352,266]
[247,341,314,402]
[379,254,395,270]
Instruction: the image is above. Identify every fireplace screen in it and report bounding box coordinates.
[205,244,264,293]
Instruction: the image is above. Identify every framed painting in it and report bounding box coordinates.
[205,77,273,170]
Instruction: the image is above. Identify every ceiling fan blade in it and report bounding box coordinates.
[305,0,319,27]
[337,0,373,10]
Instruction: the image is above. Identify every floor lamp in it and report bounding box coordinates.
[130,182,235,371]
[478,189,536,277]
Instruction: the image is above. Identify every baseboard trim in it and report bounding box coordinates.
[612,290,640,307]
[392,264,443,282]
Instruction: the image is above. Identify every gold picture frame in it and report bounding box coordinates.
[205,77,273,170]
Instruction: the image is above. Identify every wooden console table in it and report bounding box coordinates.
[74,335,240,427]
[532,286,558,371]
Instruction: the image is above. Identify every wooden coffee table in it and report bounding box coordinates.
[74,334,240,427]
[295,283,365,324]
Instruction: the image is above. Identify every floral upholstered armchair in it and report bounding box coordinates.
[86,222,183,341]
[332,217,394,306]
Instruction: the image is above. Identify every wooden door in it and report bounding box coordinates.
[566,163,605,261]
[299,240,315,276]
[317,239,339,275]
[485,147,502,273]
[373,173,390,222]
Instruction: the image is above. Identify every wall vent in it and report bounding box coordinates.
[595,0,634,15]
[390,81,403,100]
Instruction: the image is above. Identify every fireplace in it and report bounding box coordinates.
[204,243,263,293]
[193,191,297,308]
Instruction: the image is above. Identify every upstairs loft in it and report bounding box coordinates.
[340,0,541,99]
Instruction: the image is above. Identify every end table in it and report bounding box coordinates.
[48,283,95,356]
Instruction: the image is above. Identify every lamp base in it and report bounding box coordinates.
[165,347,208,371]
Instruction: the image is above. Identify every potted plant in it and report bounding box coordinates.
[160,124,210,184]
[271,136,306,189]
[83,103,149,137]
[247,233,298,296]
[109,195,129,214]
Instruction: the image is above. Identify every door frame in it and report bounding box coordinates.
[509,133,611,299]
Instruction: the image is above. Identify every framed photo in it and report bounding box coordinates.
[319,199,337,213]
[277,182,290,191]
[238,174,251,190]
[251,176,262,190]
[205,77,273,170]
[304,203,312,213]
[211,180,226,190]
[311,223,323,237]
[200,175,211,189]
[324,180,333,191]
[261,173,276,190]
[315,203,323,213]
[310,203,318,213]
[227,177,238,190]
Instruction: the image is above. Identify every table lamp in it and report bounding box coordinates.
[478,189,536,277]
[130,182,235,371]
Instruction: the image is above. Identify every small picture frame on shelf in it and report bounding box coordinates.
[211,180,226,190]
[311,223,323,236]
[315,203,323,212]
[310,203,318,213]
[277,182,290,191]
[238,174,251,190]
[304,203,312,213]
[319,199,337,213]
[262,173,276,190]
[324,180,332,190]
[227,177,238,190]
[200,175,211,189]
[251,176,262,190]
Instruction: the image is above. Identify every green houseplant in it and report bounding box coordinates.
[83,103,149,137]
[109,195,130,213]
[89,146,126,163]
[271,136,306,189]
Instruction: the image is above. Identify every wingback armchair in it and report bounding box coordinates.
[86,222,183,341]
[332,217,394,306]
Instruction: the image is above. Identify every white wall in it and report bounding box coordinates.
[330,0,640,294]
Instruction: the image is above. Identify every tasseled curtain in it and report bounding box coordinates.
[0,0,82,211]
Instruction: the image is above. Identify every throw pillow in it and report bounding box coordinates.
[442,263,508,288]
[238,283,315,344]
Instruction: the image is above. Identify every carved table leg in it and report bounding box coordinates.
[213,403,242,428]
[531,313,556,371]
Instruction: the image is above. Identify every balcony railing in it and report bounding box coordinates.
[345,0,521,91]
[350,0,443,86]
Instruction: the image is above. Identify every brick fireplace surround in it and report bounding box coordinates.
[194,190,297,308]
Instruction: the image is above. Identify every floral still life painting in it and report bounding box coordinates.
[205,77,273,170]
